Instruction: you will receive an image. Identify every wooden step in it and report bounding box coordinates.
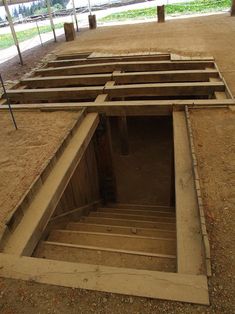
[89,211,176,223]
[48,230,176,255]
[82,216,176,230]
[66,222,176,238]
[97,207,175,217]
[107,203,175,212]
[35,241,176,272]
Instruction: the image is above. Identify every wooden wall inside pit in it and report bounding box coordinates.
[52,139,100,217]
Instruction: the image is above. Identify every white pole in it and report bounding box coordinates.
[87,0,92,15]
[3,0,23,65]
[72,0,79,32]
[46,0,57,42]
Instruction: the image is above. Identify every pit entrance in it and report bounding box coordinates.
[1,51,231,304]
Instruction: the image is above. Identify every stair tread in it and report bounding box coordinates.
[107,203,174,212]
[97,207,175,217]
[41,240,176,258]
[88,212,176,222]
[48,229,176,255]
[66,222,176,238]
[35,241,176,272]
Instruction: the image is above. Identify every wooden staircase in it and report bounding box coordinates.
[34,203,177,273]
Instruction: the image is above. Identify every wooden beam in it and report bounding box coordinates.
[173,110,205,275]
[35,61,215,76]
[2,113,99,256]
[56,52,92,60]
[113,69,219,84]
[106,82,225,98]
[47,54,171,67]
[118,115,129,155]
[231,0,235,16]
[21,74,112,88]
[5,87,103,103]
[0,253,209,304]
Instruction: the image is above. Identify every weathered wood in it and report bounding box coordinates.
[6,87,103,103]
[2,113,99,256]
[21,74,112,88]
[118,115,129,155]
[47,54,171,67]
[231,0,235,16]
[0,253,209,304]
[157,5,165,23]
[106,82,225,98]
[1,99,234,115]
[48,229,176,255]
[64,22,76,41]
[35,61,215,76]
[35,241,176,272]
[113,69,219,84]
[56,52,92,60]
[88,14,97,29]
[173,110,205,275]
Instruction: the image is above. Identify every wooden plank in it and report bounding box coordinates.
[105,82,225,98]
[6,87,103,103]
[35,61,215,76]
[48,54,171,67]
[113,69,219,84]
[0,253,209,304]
[35,241,176,272]
[21,74,112,88]
[173,110,205,275]
[97,207,175,217]
[56,52,92,60]
[2,113,99,256]
[0,99,234,115]
[48,229,176,255]
[66,222,176,238]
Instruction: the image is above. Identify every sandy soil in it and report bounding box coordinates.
[0,111,81,233]
[0,13,235,314]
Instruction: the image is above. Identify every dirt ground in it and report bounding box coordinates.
[0,111,81,233]
[0,12,235,314]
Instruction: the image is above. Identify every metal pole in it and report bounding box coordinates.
[46,0,57,42]
[3,0,23,65]
[36,19,43,46]
[72,0,79,32]
[0,74,18,130]
[87,0,92,15]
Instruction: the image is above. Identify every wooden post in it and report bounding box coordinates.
[231,0,235,16]
[72,0,79,32]
[64,23,76,41]
[88,15,97,29]
[157,5,165,23]
[3,0,23,65]
[95,116,117,203]
[46,0,57,42]
[118,115,129,155]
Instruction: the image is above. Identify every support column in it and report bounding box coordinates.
[46,0,57,42]
[118,115,129,156]
[87,0,97,29]
[157,5,165,23]
[231,0,235,16]
[95,115,117,203]
[72,0,79,32]
[3,0,23,65]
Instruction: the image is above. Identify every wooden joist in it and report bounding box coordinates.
[2,113,99,256]
[106,82,225,98]
[21,74,112,88]
[0,253,209,304]
[20,69,219,89]
[47,54,171,67]
[35,61,215,76]
[6,82,225,103]
[56,52,92,60]
[6,87,103,103]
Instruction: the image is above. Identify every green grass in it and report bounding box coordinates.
[100,0,231,22]
[0,23,64,50]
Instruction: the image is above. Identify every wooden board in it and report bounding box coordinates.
[0,253,209,304]
[173,110,205,275]
[2,113,99,256]
[35,61,215,76]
